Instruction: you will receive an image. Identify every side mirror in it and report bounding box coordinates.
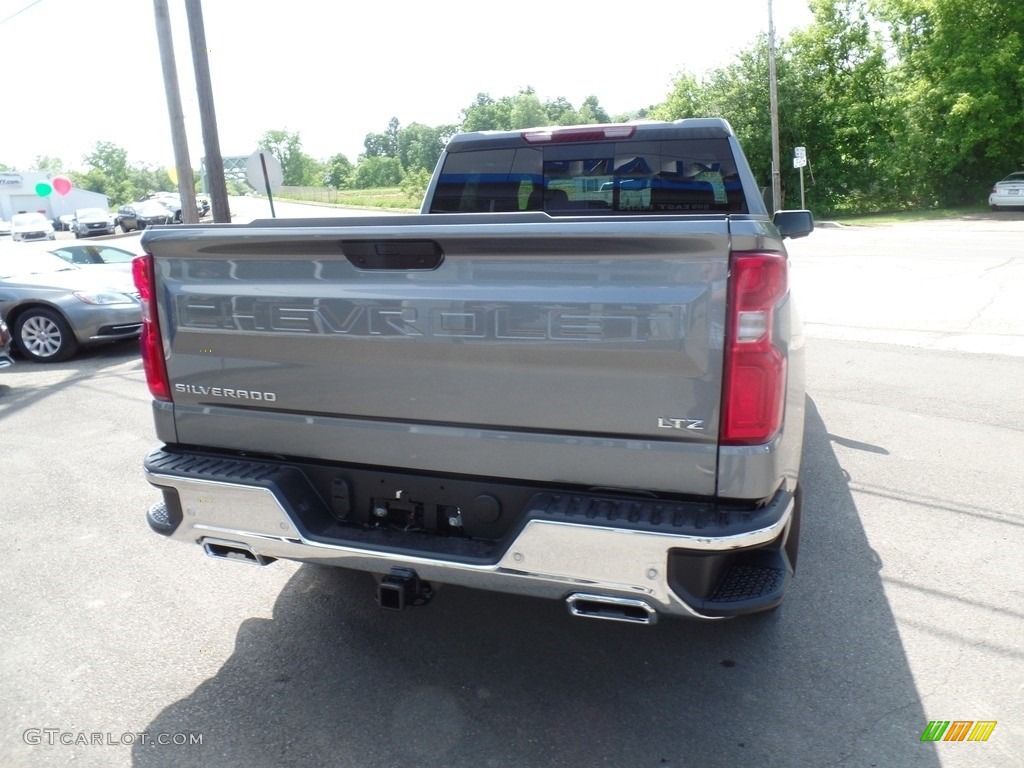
[773,210,814,239]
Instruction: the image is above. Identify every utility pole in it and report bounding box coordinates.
[153,0,199,223]
[768,0,782,214]
[185,0,230,223]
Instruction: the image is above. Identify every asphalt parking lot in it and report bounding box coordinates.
[1,210,1022,767]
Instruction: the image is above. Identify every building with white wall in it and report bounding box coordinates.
[0,172,109,222]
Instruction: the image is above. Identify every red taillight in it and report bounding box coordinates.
[521,124,637,143]
[132,254,171,402]
[721,252,788,445]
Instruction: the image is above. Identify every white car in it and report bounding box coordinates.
[989,172,1024,210]
[10,212,55,242]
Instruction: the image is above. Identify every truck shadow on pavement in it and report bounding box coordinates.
[133,397,939,768]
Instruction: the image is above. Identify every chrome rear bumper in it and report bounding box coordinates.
[144,447,796,620]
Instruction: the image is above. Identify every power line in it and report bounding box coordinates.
[0,0,43,27]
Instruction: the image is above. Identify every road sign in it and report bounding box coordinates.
[246,151,283,192]
[794,156,807,168]
[795,146,806,159]
[246,151,283,218]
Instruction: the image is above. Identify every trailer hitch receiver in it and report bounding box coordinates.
[377,567,433,610]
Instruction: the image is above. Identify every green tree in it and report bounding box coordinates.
[784,0,898,212]
[577,95,611,124]
[650,2,896,214]
[72,142,201,203]
[80,142,133,202]
[226,177,250,196]
[400,169,432,203]
[352,156,403,188]
[385,117,401,157]
[324,153,354,188]
[70,167,112,199]
[397,123,452,174]
[257,129,321,186]
[463,89,589,132]
[544,96,579,125]
[460,93,514,132]
[650,73,704,121]
[364,117,401,158]
[878,0,1024,205]
[31,156,65,174]
[508,90,547,129]
[363,132,392,158]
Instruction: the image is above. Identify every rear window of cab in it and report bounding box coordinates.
[429,138,746,215]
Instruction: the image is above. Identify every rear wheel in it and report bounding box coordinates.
[14,308,78,362]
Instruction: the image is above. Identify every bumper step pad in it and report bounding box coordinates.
[709,564,787,602]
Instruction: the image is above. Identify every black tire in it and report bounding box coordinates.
[14,308,78,363]
[138,221,146,230]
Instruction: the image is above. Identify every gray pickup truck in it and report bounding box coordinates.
[135,118,813,623]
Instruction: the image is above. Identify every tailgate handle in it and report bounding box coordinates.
[341,240,443,270]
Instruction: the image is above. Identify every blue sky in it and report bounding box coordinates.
[0,0,813,172]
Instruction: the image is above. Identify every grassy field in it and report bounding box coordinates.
[273,186,419,210]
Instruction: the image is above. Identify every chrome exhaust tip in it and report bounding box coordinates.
[201,538,275,566]
[566,593,657,625]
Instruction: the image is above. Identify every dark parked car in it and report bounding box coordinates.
[71,207,117,238]
[117,200,174,232]
[52,214,75,232]
[195,194,211,216]
[0,250,141,362]
[0,311,13,369]
[145,192,204,222]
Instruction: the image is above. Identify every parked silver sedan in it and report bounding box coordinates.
[0,250,141,362]
[48,243,137,274]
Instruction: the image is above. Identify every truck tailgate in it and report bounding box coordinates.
[144,214,729,495]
